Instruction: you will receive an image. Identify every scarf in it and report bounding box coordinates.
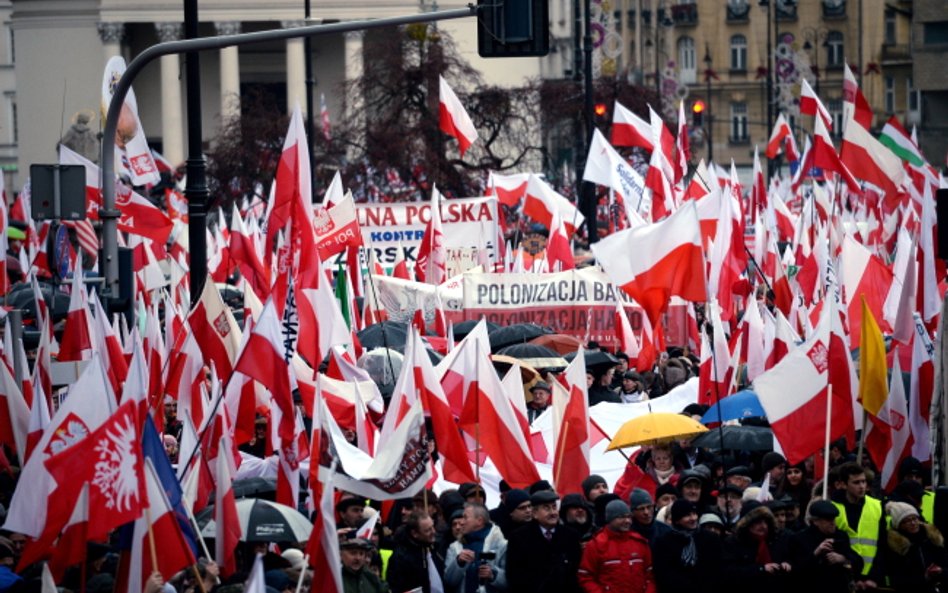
[654,466,675,485]
[754,534,772,565]
[678,528,697,567]
[461,524,492,593]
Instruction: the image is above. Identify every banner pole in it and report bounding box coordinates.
[822,384,833,500]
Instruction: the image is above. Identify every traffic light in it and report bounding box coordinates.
[691,100,705,127]
[477,0,550,58]
[594,102,608,120]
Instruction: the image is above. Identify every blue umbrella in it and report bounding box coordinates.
[700,389,766,424]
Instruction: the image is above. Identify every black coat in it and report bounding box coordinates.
[385,531,445,593]
[652,528,722,593]
[786,525,862,593]
[882,523,948,593]
[506,521,583,593]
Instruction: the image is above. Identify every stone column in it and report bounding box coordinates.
[155,23,184,168]
[215,21,242,123]
[282,20,306,115]
[97,22,125,64]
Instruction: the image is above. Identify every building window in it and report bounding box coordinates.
[730,102,748,142]
[884,77,895,113]
[828,99,843,138]
[884,10,896,45]
[826,31,844,68]
[678,36,696,84]
[908,77,919,113]
[730,35,747,71]
[924,22,948,45]
[5,94,16,144]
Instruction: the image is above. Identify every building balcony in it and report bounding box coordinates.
[822,0,846,19]
[881,43,911,63]
[727,0,750,22]
[671,4,698,26]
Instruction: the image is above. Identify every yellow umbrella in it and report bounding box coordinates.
[606,412,709,450]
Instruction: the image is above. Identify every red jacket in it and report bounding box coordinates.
[577,528,656,593]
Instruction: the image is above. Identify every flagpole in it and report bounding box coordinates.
[190,566,209,593]
[294,554,310,593]
[855,409,868,465]
[144,506,160,577]
[822,384,833,499]
[553,418,570,491]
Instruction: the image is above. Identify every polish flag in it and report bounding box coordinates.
[590,200,705,326]
[612,101,653,150]
[295,240,350,369]
[439,76,478,156]
[765,113,799,161]
[545,210,574,271]
[551,349,590,496]
[649,106,678,184]
[614,301,640,360]
[230,204,270,300]
[187,276,242,382]
[524,174,584,235]
[843,63,874,131]
[740,296,766,383]
[91,290,129,397]
[234,300,295,445]
[118,460,197,593]
[415,187,447,285]
[909,321,934,461]
[314,191,364,261]
[488,171,530,207]
[24,383,50,464]
[3,355,116,538]
[456,329,541,488]
[265,104,316,263]
[840,234,893,346]
[866,350,912,491]
[916,184,940,324]
[58,262,94,362]
[676,101,691,180]
[115,182,174,244]
[811,115,861,192]
[697,300,734,405]
[754,298,855,464]
[398,328,476,484]
[304,468,344,593]
[800,78,833,131]
[0,353,29,464]
[214,431,242,577]
[765,308,799,370]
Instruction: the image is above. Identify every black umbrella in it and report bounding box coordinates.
[488,323,553,351]
[6,281,70,323]
[197,498,312,542]
[691,425,774,451]
[564,350,620,370]
[357,321,410,351]
[496,343,568,370]
[231,477,277,501]
[453,319,500,341]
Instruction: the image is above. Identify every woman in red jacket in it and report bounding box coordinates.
[578,500,656,593]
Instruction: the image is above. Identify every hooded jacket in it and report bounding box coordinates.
[577,527,655,593]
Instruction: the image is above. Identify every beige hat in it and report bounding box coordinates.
[886,501,920,528]
[281,548,306,570]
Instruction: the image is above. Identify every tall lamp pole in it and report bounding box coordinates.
[184,0,209,304]
[703,44,713,164]
[760,0,774,178]
[580,0,598,244]
[304,0,316,197]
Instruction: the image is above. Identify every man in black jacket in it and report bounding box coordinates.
[506,490,583,593]
[786,500,862,593]
[386,510,445,593]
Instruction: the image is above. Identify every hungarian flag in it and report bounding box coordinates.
[438,75,478,156]
[879,116,927,168]
[590,201,705,326]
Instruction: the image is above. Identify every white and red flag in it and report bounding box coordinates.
[843,63,874,131]
[800,78,833,131]
[305,467,343,593]
[102,56,161,186]
[229,204,270,300]
[214,430,242,577]
[438,75,478,156]
[58,261,94,362]
[591,200,705,326]
[753,297,855,464]
[415,187,447,285]
[524,174,584,235]
[811,114,861,192]
[487,171,530,207]
[187,276,242,382]
[551,349,590,496]
[314,191,364,261]
[765,113,800,161]
[612,100,653,150]
[840,109,905,199]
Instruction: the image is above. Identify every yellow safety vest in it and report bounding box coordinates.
[922,491,935,524]
[380,547,393,579]
[833,496,882,575]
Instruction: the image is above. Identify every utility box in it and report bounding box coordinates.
[30,164,87,221]
[477,0,550,58]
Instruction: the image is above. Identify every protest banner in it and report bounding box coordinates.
[461,268,687,349]
[356,196,499,277]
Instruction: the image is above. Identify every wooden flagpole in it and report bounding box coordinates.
[822,384,833,500]
[294,554,310,593]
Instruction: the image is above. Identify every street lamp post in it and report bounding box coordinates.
[802,28,828,96]
[759,0,774,177]
[703,44,713,164]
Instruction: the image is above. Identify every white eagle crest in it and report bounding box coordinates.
[92,414,140,512]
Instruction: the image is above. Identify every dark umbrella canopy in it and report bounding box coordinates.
[691,425,774,451]
[488,323,554,351]
[453,319,500,341]
[231,477,277,501]
[564,350,620,370]
[496,343,568,370]
[357,321,410,351]
[6,281,70,323]
[197,498,312,542]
